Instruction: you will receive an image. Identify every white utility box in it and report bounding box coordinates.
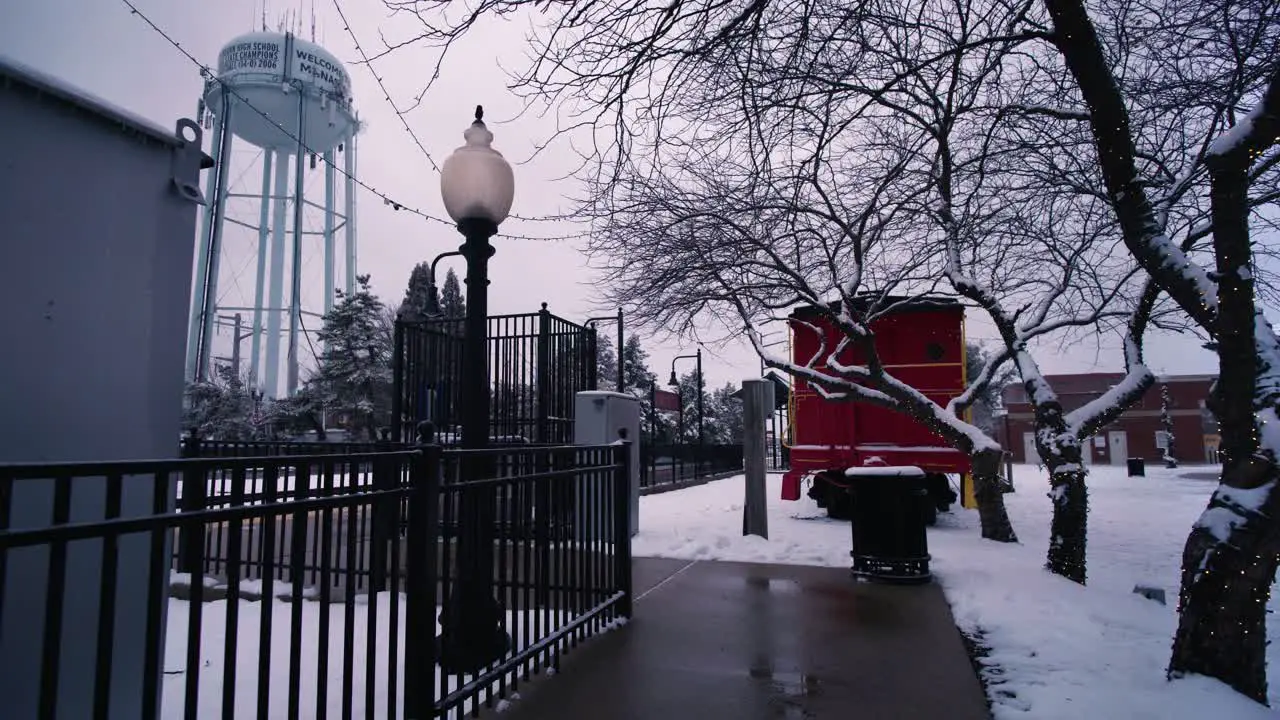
[574,391,641,537]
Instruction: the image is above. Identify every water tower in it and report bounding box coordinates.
[185,30,359,399]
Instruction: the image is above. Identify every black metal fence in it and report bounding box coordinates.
[767,440,791,472]
[768,383,791,472]
[640,443,744,488]
[0,449,423,720]
[392,306,598,447]
[0,440,633,719]
[431,443,632,717]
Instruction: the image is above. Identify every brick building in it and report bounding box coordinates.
[997,374,1220,466]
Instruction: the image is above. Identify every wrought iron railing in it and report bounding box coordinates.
[0,449,423,719]
[391,306,598,448]
[431,442,632,717]
[639,442,744,488]
[0,439,633,719]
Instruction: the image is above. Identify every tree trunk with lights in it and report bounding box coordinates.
[1036,424,1088,585]
[1167,101,1280,703]
[1160,385,1178,468]
[1043,0,1280,698]
[1168,465,1280,703]
[970,446,1018,542]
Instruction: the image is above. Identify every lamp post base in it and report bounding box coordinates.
[436,590,511,674]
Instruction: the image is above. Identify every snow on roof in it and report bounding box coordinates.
[790,294,962,319]
[0,53,190,150]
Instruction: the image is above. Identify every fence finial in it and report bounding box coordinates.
[618,427,629,442]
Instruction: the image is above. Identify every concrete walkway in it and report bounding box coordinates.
[499,557,990,719]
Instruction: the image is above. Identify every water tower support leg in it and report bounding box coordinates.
[324,150,335,315]
[185,103,225,382]
[264,153,290,399]
[249,149,274,388]
[285,96,307,397]
[199,100,235,382]
[344,131,357,294]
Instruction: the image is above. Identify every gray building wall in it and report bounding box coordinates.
[0,56,209,718]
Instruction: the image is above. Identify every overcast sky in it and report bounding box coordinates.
[3,0,1225,389]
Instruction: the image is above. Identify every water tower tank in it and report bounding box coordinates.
[205,32,356,152]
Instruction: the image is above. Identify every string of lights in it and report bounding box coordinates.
[330,0,438,173]
[120,0,452,226]
[330,0,578,226]
[117,0,581,241]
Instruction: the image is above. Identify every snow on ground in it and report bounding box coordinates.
[633,465,1280,719]
[161,594,605,718]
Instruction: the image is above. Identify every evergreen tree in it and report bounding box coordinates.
[183,363,264,440]
[704,383,745,444]
[399,261,439,321]
[596,335,619,390]
[308,274,394,440]
[621,334,666,441]
[668,372,748,445]
[674,369,708,443]
[964,341,1015,435]
[1160,384,1178,469]
[439,268,466,319]
[622,335,656,390]
[265,384,327,440]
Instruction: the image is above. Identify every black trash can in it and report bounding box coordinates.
[1127,457,1146,477]
[848,475,931,584]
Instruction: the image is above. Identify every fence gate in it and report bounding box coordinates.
[392,304,597,445]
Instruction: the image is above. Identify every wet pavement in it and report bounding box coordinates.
[497,557,990,719]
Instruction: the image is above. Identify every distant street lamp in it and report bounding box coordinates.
[435,105,514,674]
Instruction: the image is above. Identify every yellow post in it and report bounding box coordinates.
[961,472,978,509]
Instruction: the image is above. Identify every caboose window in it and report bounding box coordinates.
[926,342,945,361]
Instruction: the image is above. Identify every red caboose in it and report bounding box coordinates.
[781,296,975,523]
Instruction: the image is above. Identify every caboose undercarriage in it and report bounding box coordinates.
[804,470,958,525]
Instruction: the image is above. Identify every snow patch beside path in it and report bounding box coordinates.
[162,594,619,718]
[633,468,1280,718]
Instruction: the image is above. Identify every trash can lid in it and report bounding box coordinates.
[844,465,926,478]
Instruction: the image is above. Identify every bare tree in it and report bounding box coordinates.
[593,151,1023,541]
[380,0,1177,567]
[1038,0,1280,702]
[871,0,1161,582]
[383,5,1280,700]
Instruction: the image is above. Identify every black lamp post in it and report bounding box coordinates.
[669,349,705,459]
[435,105,514,674]
[586,308,625,392]
[426,249,463,316]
